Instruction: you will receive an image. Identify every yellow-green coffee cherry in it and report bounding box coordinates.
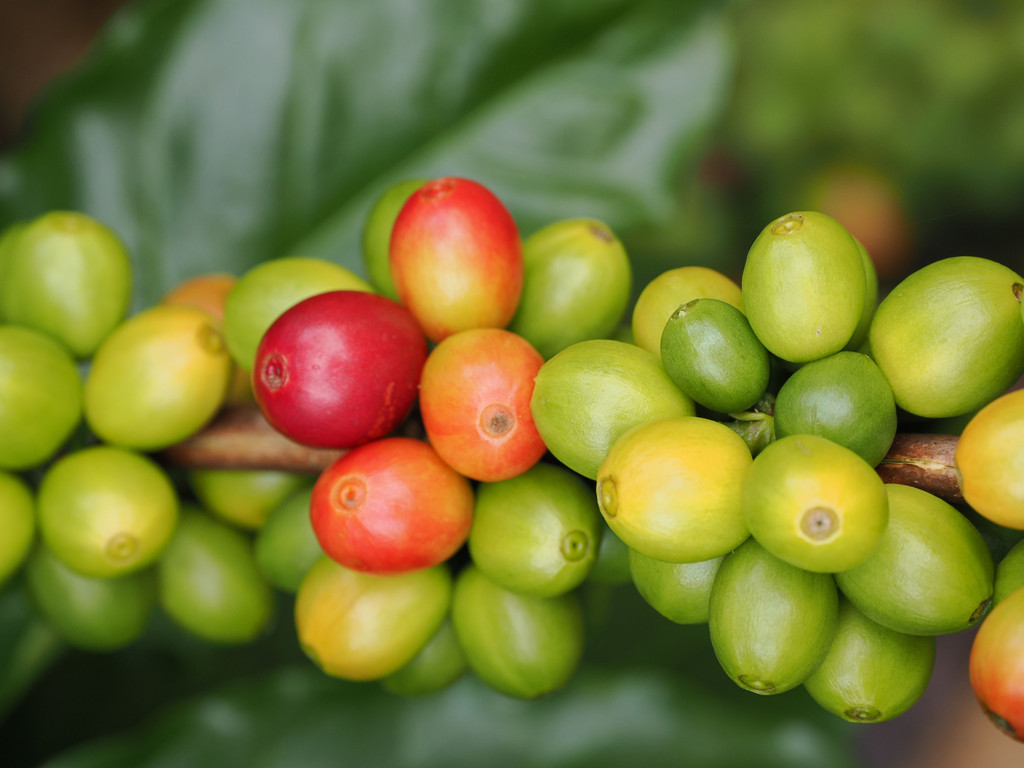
[0,325,82,471]
[530,339,694,479]
[596,417,751,564]
[295,557,451,681]
[188,469,310,530]
[510,218,632,359]
[85,305,232,450]
[709,539,838,695]
[362,178,427,300]
[451,565,583,700]
[869,256,1024,418]
[158,508,274,644]
[37,446,179,579]
[742,211,865,363]
[223,256,372,371]
[803,600,936,723]
[0,211,131,357]
[741,435,888,573]
[0,472,35,587]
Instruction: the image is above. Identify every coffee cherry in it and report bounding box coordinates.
[253,290,426,450]
[389,177,522,342]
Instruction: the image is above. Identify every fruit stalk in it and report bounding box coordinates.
[875,433,962,505]
[160,405,345,474]
[163,406,967,504]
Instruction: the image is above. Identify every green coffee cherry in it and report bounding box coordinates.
[383,619,467,697]
[803,600,935,723]
[742,211,865,363]
[223,256,372,370]
[189,469,310,530]
[469,463,602,598]
[255,487,322,593]
[709,539,838,695]
[774,351,896,467]
[362,178,427,300]
[25,545,156,651]
[0,211,131,357]
[835,484,994,635]
[0,325,82,471]
[631,266,743,359]
[660,297,770,414]
[530,340,694,479]
[451,565,583,699]
[510,219,631,359]
[158,508,274,644]
[628,548,722,624]
[0,472,35,587]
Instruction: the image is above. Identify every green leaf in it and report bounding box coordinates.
[41,665,861,768]
[0,580,65,721]
[0,0,732,309]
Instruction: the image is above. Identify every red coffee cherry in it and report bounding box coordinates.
[253,290,426,449]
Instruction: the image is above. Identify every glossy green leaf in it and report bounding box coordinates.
[41,665,861,768]
[0,0,731,309]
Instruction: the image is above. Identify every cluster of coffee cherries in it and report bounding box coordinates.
[2,176,1023,739]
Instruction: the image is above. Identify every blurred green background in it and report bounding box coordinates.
[1,0,1023,765]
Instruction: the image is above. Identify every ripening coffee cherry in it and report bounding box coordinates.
[419,328,546,482]
[310,438,474,575]
[970,585,1024,741]
[389,177,523,342]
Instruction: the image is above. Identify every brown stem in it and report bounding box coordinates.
[876,433,963,505]
[163,407,967,505]
[160,405,344,474]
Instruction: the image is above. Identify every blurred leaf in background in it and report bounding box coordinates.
[719,0,1024,281]
[38,664,861,768]
[0,0,734,309]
